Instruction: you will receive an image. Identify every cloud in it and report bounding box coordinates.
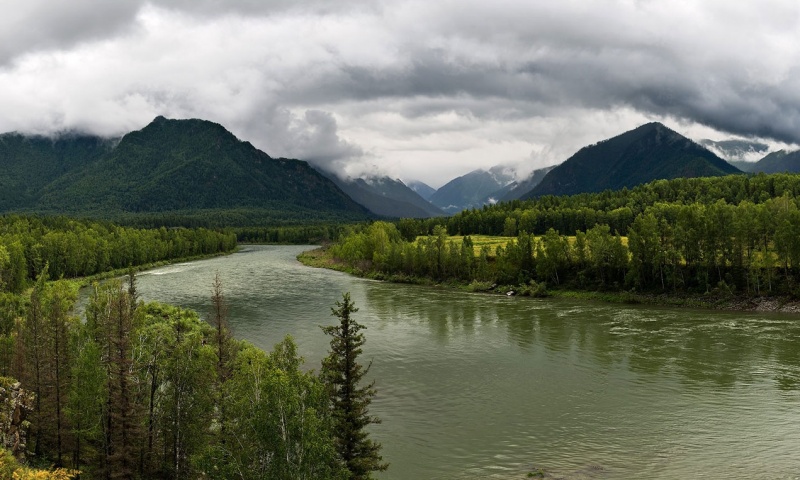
[0,0,799,186]
[259,109,364,172]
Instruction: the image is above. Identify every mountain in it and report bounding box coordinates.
[525,122,741,198]
[322,173,444,218]
[6,116,371,223]
[747,150,800,174]
[499,166,556,201]
[0,132,115,209]
[725,160,756,172]
[405,180,436,200]
[429,166,516,213]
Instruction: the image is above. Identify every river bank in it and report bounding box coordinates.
[298,246,800,314]
[58,247,238,291]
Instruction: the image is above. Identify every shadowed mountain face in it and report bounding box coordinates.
[499,166,555,201]
[406,180,436,201]
[1,116,372,223]
[0,132,115,209]
[322,173,444,218]
[429,166,516,213]
[747,150,800,174]
[525,122,741,198]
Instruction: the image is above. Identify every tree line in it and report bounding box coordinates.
[330,188,800,298]
[395,173,800,239]
[0,272,386,479]
[0,215,237,294]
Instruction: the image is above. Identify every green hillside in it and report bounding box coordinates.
[0,132,114,209]
[1,117,372,224]
[526,123,741,198]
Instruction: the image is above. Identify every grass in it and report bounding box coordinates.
[415,234,628,257]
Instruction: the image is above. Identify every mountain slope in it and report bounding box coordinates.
[406,180,436,200]
[526,122,741,198]
[323,173,444,218]
[0,132,114,209]
[499,166,556,201]
[430,166,515,213]
[32,116,370,220]
[748,150,800,174]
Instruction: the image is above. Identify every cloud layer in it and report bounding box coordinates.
[1,0,798,185]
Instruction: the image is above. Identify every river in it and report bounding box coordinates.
[125,245,800,479]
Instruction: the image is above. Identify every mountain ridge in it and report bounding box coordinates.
[2,117,373,224]
[526,122,741,198]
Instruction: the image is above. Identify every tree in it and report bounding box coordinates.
[320,293,388,479]
[205,338,343,480]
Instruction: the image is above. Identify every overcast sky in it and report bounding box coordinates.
[1,0,799,187]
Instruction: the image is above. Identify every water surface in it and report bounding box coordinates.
[128,245,800,479]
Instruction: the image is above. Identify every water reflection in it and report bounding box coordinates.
[366,285,800,393]
[128,246,800,479]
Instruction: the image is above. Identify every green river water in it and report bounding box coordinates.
[126,245,800,479]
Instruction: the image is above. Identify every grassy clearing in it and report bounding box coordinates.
[414,234,629,257]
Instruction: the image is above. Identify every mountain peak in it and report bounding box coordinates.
[525,123,740,198]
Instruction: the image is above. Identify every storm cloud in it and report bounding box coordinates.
[1,0,798,186]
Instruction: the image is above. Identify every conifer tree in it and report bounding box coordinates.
[321,293,388,479]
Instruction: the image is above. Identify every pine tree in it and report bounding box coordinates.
[320,293,388,480]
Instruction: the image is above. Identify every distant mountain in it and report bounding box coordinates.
[4,116,372,224]
[525,122,741,198]
[0,132,115,209]
[747,150,800,174]
[725,160,756,172]
[405,180,436,200]
[499,166,556,201]
[699,139,769,162]
[323,173,444,218]
[429,166,516,213]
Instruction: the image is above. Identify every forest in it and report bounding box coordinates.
[0,215,237,294]
[0,216,386,479]
[327,173,800,298]
[0,272,384,479]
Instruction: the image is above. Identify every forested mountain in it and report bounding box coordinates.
[0,132,115,209]
[0,117,373,225]
[35,116,370,219]
[323,173,444,218]
[526,122,741,198]
[499,166,556,201]
[406,180,436,200]
[429,166,516,213]
[748,150,800,173]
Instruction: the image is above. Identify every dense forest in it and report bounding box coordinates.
[327,173,800,298]
[0,275,384,479]
[0,215,237,293]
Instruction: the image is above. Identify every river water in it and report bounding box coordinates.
[126,245,800,479]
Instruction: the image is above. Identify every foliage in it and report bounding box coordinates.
[321,293,388,479]
[0,448,78,479]
[0,214,236,294]
[330,175,800,298]
[0,269,364,479]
